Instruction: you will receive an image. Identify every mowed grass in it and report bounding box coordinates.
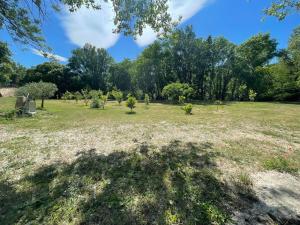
[1,97,299,131]
[0,97,299,224]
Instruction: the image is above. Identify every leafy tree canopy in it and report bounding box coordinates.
[68,44,113,91]
[0,0,173,49]
[265,0,300,20]
[162,82,194,102]
[16,81,58,108]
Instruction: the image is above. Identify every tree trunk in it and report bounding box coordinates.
[41,98,44,108]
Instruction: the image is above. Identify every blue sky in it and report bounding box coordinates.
[1,0,300,67]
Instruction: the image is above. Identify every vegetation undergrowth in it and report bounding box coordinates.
[0,141,247,225]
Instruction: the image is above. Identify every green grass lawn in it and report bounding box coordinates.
[0,97,299,224]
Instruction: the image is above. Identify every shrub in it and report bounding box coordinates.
[263,156,297,173]
[100,94,108,109]
[90,98,101,108]
[178,95,186,105]
[62,91,73,101]
[126,96,137,112]
[162,82,194,103]
[182,104,193,115]
[89,90,102,99]
[248,89,257,101]
[16,81,58,108]
[74,91,82,103]
[81,89,90,106]
[112,90,123,105]
[144,94,150,106]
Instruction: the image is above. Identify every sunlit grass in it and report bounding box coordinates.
[0,97,299,224]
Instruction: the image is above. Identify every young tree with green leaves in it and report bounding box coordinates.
[126,96,137,112]
[182,104,193,115]
[100,94,109,109]
[81,89,90,106]
[112,90,123,105]
[144,94,150,106]
[74,91,82,103]
[249,90,257,101]
[16,81,58,108]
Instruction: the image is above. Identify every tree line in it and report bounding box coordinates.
[1,25,300,101]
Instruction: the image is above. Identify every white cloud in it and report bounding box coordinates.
[135,0,211,47]
[32,49,68,62]
[61,1,120,49]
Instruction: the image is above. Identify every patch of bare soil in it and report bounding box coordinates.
[231,171,300,225]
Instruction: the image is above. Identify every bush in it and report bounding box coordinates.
[74,91,82,103]
[144,94,150,106]
[90,98,101,108]
[182,104,193,115]
[248,89,257,101]
[126,96,137,112]
[100,94,108,109]
[81,89,90,106]
[162,82,194,103]
[62,91,73,101]
[89,90,103,99]
[112,90,123,105]
[178,95,186,105]
[263,156,298,173]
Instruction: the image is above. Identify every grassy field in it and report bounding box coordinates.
[0,97,299,224]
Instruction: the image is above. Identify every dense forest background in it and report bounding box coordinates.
[1,25,300,101]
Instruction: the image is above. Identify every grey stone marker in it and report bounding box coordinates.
[15,95,36,115]
[24,100,36,115]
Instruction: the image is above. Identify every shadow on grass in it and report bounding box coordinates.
[0,141,259,225]
[126,111,137,115]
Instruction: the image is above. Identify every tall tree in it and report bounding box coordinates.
[236,33,277,95]
[68,44,113,91]
[165,26,198,84]
[0,41,13,85]
[107,59,132,91]
[268,26,300,100]
[21,62,78,95]
[134,41,169,99]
